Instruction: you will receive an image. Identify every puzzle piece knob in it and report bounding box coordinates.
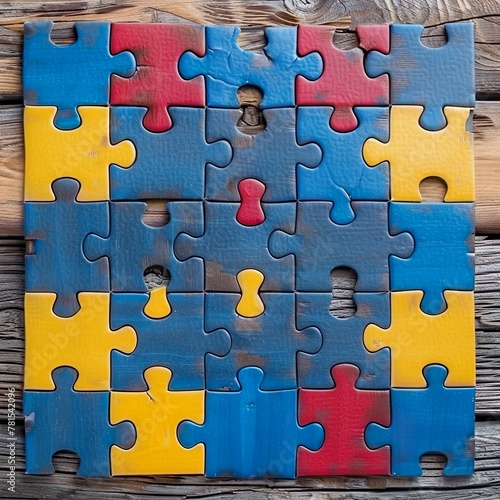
[144,286,171,319]
[236,179,266,226]
[236,269,265,317]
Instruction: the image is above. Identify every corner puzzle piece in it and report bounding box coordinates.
[236,269,265,317]
[296,293,390,389]
[178,367,324,478]
[84,201,204,292]
[179,26,322,108]
[297,106,389,224]
[296,25,389,132]
[366,365,475,476]
[389,202,474,314]
[25,292,136,391]
[24,367,135,476]
[23,21,135,130]
[364,290,475,388]
[363,106,474,202]
[175,202,295,292]
[110,366,204,475]
[110,293,230,391]
[205,293,321,390]
[24,106,135,202]
[205,108,321,202]
[298,364,390,476]
[110,23,205,132]
[269,201,414,292]
[365,23,475,130]
[25,179,109,317]
[236,179,265,226]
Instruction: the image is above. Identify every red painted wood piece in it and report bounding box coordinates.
[296,25,389,132]
[297,364,390,476]
[110,24,205,132]
[236,179,266,226]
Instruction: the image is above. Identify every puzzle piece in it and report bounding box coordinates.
[84,201,204,292]
[110,292,230,391]
[23,21,135,130]
[363,106,474,202]
[25,179,109,317]
[236,179,266,226]
[366,365,475,476]
[296,25,389,132]
[205,107,321,202]
[236,269,265,317]
[24,106,135,202]
[389,202,475,314]
[110,366,204,475]
[175,202,295,291]
[205,293,321,390]
[143,286,171,318]
[110,106,231,200]
[110,24,205,132]
[298,364,390,476]
[24,367,135,476]
[296,293,390,389]
[178,367,324,478]
[296,106,389,224]
[365,23,475,130]
[179,26,322,108]
[268,201,414,292]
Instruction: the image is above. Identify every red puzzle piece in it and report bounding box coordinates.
[296,25,389,132]
[297,364,390,476]
[110,24,205,132]
[236,179,266,226]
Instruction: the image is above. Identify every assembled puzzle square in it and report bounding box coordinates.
[23,21,476,478]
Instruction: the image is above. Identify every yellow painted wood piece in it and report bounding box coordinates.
[24,106,136,201]
[363,105,474,202]
[110,366,204,475]
[236,269,265,317]
[24,292,136,390]
[364,290,475,388]
[144,286,171,319]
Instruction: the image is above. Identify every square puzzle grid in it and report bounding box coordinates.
[22,22,476,478]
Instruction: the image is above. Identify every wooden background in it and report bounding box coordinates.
[1,1,500,498]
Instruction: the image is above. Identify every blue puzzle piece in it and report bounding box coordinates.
[24,367,135,476]
[179,26,322,108]
[205,293,321,390]
[297,106,389,224]
[84,201,204,292]
[365,365,475,476]
[269,201,414,292]
[390,202,475,315]
[365,23,475,130]
[175,202,295,292]
[178,367,324,478]
[296,293,390,389]
[110,106,232,200]
[25,178,109,317]
[205,107,321,202]
[23,21,135,130]
[111,293,230,391]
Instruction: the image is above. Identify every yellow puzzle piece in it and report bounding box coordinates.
[24,106,136,201]
[111,366,204,475]
[236,269,265,317]
[363,106,474,202]
[144,286,171,319]
[364,290,475,387]
[24,292,136,390]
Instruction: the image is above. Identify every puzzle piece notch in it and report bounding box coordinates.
[236,269,265,317]
[236,179,266,226]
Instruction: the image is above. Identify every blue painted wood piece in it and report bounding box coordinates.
[204,293,321,390]
[365,23,475,130]
[269,201,414,292]
[296,293,390,389]
[24,367,135,476]
[178,367,324,478]
[389,202,475,315]
[178,26,322,108]
[110,106,232,201]
[205,107,322,202]
[25,178,109,317]
[365,365,475,476]
[23,21,135,130]
[296,106,389,224]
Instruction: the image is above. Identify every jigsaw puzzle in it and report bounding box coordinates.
[23,21,475,478]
